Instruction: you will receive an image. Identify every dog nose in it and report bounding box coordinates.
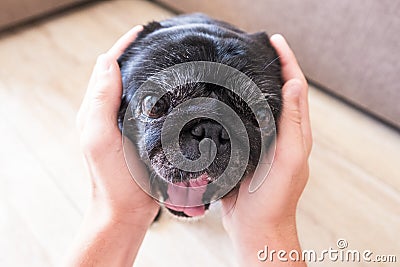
[190,120,229,150]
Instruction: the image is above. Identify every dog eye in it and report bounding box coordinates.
[142,95,169,119]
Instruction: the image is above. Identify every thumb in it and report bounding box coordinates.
[275,78,305,160]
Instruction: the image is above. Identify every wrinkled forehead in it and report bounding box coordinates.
[169,82,226,97]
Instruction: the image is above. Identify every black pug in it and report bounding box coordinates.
[117,13,282,218]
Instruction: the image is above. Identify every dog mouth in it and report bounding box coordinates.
[163,173,212,217]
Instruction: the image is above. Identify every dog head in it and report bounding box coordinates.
[118,14,282,217]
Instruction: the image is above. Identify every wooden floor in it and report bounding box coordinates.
[0,1,399,266]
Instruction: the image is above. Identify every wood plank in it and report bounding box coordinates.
[0,194,52,267]
[309,88,400,191]
[0,114,83,266]
[297,87,400,266]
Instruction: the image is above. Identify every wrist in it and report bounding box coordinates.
[227,212,297,244]
[88,193,158,229]
[229,217,305,266]
[64,200,152,267]
[230,215,298,249]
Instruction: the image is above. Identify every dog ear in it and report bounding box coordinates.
[138,21,163,38]
[247,32,272,46]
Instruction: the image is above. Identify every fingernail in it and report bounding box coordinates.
[132,25,144,31]
[270,33,284,42]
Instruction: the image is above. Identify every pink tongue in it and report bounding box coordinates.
[164,174,209,217]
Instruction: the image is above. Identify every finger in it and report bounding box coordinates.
[270,34,312,154]
[107,25,144,60]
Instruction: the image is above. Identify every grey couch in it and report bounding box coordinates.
[156,0,400,129]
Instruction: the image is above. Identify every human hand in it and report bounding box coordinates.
[66,25,160,267]
[221,34,312,266]
[76,25,159,226]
